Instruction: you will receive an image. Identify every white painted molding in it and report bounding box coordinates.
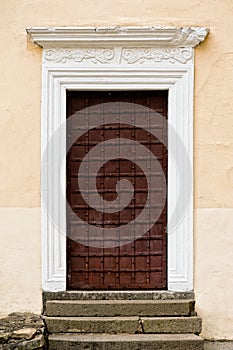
[41,66,194,292]
[35,26,209,292]
[27,26,209,48]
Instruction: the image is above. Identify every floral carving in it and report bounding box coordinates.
[121,48,193,64]
[43,48,115,64]
[173,27,209,47]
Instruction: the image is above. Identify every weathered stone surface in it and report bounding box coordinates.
[46,299,194,317]
[0,313,45,349]
[1,334,45,350]
[43,291,194,308]
[141,316,202,334]
[0,313,44,333]
[0,332,11,343]
[45,316,140,334]
[48,333,204,350]
[12,328,37,340]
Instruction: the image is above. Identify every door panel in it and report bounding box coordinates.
[66,91,168,290]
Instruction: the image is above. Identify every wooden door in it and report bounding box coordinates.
[66,91,168,290]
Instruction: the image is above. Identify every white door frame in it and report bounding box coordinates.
[27,26,209,292]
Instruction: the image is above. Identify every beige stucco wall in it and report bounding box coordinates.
[0,0,233,340]
[0,208,41,315]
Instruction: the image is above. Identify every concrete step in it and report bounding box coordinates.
[48,333,204,350]
[46,299,195,317]
[45,315,201,334]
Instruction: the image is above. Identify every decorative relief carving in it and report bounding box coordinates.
[121,48,193,64]
[43,48,115,64]
[43,47,193,65]
[172,27,209,47]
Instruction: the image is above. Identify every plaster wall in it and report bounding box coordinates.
[0,0,233,339]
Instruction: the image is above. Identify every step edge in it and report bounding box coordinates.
[48,333,204,341]
[46,299,195,304]
[44,316,140,321]
[44,316,201,320]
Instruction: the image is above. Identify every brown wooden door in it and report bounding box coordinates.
[66,91,168,290]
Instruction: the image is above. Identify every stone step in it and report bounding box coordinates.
[43,291,194,303]
[48,333,204,350]
[46,299,194,317]
[44,315,201,334]
[141,316,202,334]
[45,316,140,334]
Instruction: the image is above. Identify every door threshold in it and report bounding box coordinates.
[43,290,194,310]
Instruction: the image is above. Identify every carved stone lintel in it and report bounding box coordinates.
[121,48,193,64]
[43,48,115,64]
